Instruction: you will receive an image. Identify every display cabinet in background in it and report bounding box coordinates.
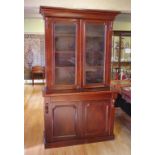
[111,31,131,80]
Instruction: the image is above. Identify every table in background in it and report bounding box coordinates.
[31,66,45,85]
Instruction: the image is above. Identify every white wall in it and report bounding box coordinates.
[24,19,44,33]
[25,0,130,13]
[113,21,131,31]
[24,18,131,33]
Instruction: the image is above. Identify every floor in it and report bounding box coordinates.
[24,84,131,155]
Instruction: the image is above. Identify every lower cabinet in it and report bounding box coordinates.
[44,93,115,148]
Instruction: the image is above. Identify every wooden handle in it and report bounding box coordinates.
[45,103,48,113]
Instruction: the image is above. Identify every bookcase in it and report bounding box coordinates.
[40,6,119,148]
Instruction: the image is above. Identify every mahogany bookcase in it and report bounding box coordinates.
[40,6,119,148]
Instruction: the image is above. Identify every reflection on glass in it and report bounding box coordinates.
[54,23,76,85]
[111,36,120,62]
[85,24,105,84]
[121,36,131,62]
[55,67,75,84]
[111,33,131,80]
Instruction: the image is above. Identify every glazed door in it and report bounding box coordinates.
[83,100,110,137]
[111,31,131,80]
[82,21,106,88]
[120,35,131,80]
[51,19,80,89]
[45,101,82,142]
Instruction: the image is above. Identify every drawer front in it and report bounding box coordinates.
[50,92,113,101]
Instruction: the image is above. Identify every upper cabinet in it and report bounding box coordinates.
[111,31,131,80]
[40,7,119,91]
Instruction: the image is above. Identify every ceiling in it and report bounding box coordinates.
[24,0,131,21]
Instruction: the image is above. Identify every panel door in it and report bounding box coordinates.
[83,100,110,137]
[82,20,107,88]
[45,100,82,142]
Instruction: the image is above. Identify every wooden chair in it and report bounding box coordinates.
[31,66,45,85]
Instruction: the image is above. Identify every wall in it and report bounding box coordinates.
[24,18,131,33]
[25,0,130,13]
[113,21,131,31]
[24,19,44,33]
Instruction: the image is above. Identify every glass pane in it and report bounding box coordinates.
[120,36,131,62]
[55,67,75,84]
[111,36,120,80]
[85,23,105,84]
[54,23,76,85]
[120,36,131,80]
[119,66,131,80]
[111,36,120,62]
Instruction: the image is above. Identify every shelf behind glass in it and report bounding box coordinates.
[55,34,75,37]
[55,52,75,67]
[86,69,104,84]
[86,37,104,52]
[86,51,104,66]
[55,36,75,51]
[55,67,75,85]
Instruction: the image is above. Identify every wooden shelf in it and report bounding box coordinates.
[55,66,75,68]
[85,66,103,72]
[112,61,131,63]
[120,61,131,63]
[86,65,102,68]
[111,62,130,67]
[55,51,75,53]
[86,35,104,37]
[86,51,103,53]
[111,61,119,63]
[55,34,75,37]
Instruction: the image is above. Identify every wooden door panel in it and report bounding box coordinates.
[83,100,110,137]
[53,105,77,137]
[48,101,81,142]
